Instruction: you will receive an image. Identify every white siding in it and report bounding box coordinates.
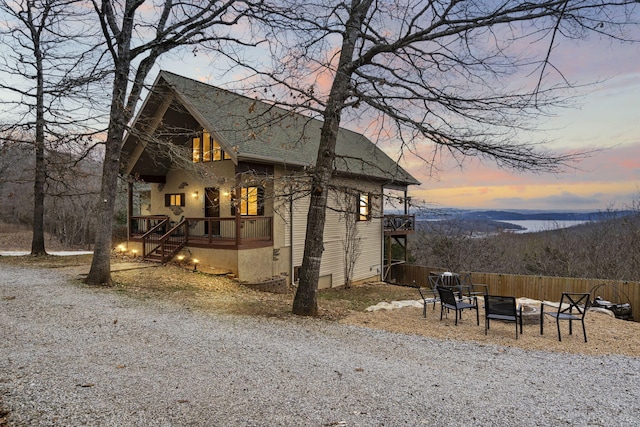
[291,196,309,268]
[290,178,384,288]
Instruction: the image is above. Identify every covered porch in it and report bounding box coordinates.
[128,215,273,263]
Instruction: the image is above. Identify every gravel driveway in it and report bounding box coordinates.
[1,264,639,426]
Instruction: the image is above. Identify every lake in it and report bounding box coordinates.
[501,220,591,233]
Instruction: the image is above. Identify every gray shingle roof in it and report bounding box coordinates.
[128,71,419,187]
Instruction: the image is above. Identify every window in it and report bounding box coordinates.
[165,193,185,207]
[192,131,231,163]
[232,186,264,216]
[192,137,201,163]
[358,193,370,221]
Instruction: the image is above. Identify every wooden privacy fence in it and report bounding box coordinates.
[390,264,639,322]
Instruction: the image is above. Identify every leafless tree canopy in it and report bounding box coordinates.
[410,205,640,282]
[248,0,638,171]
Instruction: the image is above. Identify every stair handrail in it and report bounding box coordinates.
[155,219,188,263]
[141,218,170,257]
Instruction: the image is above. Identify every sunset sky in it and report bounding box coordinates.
[2,4,637,213]
[405,38,640,212]
[162,32,639,212]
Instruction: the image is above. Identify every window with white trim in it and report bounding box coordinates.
[358,192,371,221]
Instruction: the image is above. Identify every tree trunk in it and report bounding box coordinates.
[31,139,47,256]
[292,0,372,316]
[84,68,130,286]
[85,0,138,286]
[30,5,47,256]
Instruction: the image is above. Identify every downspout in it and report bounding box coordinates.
[404,189,409,215]
[404,189,409,264]
[289,194,294,287]
[380,198,384,282]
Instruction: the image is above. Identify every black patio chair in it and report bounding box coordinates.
[484,295,523,339]
[437,286,479,326]
[425,274,442,311]
[439,272,477,304]
[408,281,439,318]
[540,292,590,342]
[439,272,461,289]
[459,273,489,298]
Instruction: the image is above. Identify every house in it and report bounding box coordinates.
[120,71,419,288]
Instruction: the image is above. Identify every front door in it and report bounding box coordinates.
[205,187,220,236]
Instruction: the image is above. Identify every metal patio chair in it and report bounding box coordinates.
[437,286,479,326]
[484,295,523,339]
[540,292,590,342]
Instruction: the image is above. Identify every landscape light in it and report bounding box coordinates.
[193,258,199,271]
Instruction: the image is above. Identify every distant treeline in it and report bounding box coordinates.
[408,209,640,282]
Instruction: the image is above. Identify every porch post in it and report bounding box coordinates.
[127,180,133,242]
[235,184,241,247]
[404,189,409,215]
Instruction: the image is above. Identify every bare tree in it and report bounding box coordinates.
[0,0,104,255]
[334,188,363,287]
[243,0,639,315]
[85,0,261,285]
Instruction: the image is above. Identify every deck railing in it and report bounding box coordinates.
[383,214,415,233]
[130,215,169,235]
[130,215,273,247]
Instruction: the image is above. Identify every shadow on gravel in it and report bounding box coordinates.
[0,403,9,427]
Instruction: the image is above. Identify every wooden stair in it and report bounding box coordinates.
[142,220,188,264]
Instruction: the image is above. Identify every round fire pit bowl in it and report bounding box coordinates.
[519,303,540,325]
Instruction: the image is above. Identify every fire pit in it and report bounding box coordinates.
[519,302,540,325]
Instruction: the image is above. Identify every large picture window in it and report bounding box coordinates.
[358,192,371,221]
[232,186,265,216]
[192,131,231,163]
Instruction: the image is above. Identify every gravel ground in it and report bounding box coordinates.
[1,264,639,426]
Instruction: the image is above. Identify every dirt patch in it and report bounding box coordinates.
[47,257,640,356]
[341,295,639,357]
[109,261,640,357]
[1,227,638,358]
[0,226,80,252]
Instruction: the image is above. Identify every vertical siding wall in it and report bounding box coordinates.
[391,264,640,322]
[288,178,383,288]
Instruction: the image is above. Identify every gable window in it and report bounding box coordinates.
[192,131,231,163]
[232,186,265,216]
[165,193,185,207]
[358,192,371,221]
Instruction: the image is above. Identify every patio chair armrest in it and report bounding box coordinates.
[471,284,489,295]
[419,289,438,300]
[410,283,436,301]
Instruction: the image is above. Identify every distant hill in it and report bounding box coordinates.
[416,219,525,233]
[416,209,635,221]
